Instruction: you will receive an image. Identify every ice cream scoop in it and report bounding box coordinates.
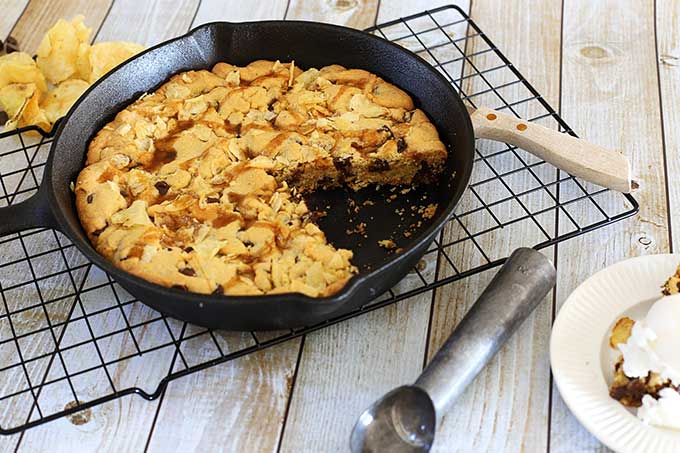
[350,248,556,452]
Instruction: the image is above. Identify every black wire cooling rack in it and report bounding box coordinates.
[0,5,638,434]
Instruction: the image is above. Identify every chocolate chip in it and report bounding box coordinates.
[288,169,302,186]
[212,285,224,295]
[378,125,394,139]
[396,137,407,153]
[0,111,7,125]
[183,246,194,253]
[86,194,94,203]
[179,267,196,277]
[206,196,220,204]
[333,157,352,176]
[154,181,170,196]
[368,159,390,172]
[171,284,188,291]
[415,161,434,183]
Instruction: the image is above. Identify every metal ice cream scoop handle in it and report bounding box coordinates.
[350,247,557,452]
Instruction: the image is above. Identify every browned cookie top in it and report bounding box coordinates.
[75,60,446,297]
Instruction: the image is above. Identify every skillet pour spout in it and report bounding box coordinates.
[0,21,474,330]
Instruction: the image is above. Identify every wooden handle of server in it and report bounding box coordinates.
[468,106,632,193]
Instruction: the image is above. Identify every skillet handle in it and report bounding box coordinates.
[468,106,632,193]
[0,184,56,236]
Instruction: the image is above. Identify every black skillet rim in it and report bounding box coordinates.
[46,19,475,308]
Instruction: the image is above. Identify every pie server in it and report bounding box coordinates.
[350,248,557,452]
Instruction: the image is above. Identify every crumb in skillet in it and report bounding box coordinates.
[346,222,367,236]
[378,239,396,249]
[422,203,437,219]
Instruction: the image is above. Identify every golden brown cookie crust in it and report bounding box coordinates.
[75,60,447,297]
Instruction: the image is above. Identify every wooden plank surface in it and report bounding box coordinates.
[0,1,675,451]
[192,0,289,25]
[95,0,200,44]
[423,0,561,450]
[0,0,29,40]
[550,1,669,451]
[278,2,474,452]
[278,2,417,450]
[147,340,299,453]
[0,5,114,452]
[12,2,197,452]
[658,0,680,252]
[286,0,379,25]
[9,0,113,53]
[142,3,302,453]
[0,7,37,453]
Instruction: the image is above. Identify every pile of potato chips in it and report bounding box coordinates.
[0,15,144,132]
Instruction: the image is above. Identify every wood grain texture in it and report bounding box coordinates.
[0,0,29,39]
[14,3,198,451]
[657,0,680,251]
[9,0,113,52]
[95,0,201,44]
[141,2,302,452]
[376,0,456,21]
[550,1,669,451]
[286,0,378,27]
[1,1,673,451]
[279,2,426,450]
[15,290,178,452]
[147,339,300,453]
[0,231,85,453]
[279,300,431,452]
[16,397,161,452]
[423,1,561,451]
[192,0,289,25]
[0,3,114,451]
[279,2,468,452]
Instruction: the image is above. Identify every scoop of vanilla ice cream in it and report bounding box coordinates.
[618,294,680,386]
[645,295,680,383]
[638,388,680,430]
[617,294,680,430]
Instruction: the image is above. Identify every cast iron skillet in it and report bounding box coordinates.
[0,21,474,330]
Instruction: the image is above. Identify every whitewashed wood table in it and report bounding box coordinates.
[0,0,675,451]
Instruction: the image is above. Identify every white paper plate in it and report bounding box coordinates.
[550,254,680,453]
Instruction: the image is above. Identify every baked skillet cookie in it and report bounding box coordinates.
[75,60,447,297]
